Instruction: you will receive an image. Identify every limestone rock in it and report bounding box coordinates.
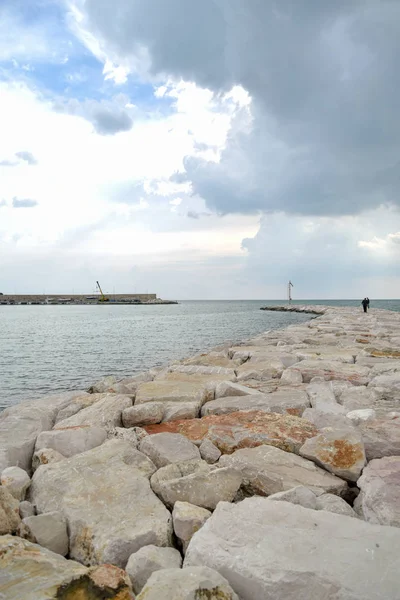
[144,411,317,455]
[122,403,164,427]
[1,466,31,500]
[88,375,118,393]
[172,501,211,552]
[306,381,346,414]
[199,439,221,463]
[19,500,35,519]
[346,408,376,425]
[32,448,65,471]
[135,380,210,407]
[301,408,354,430]
[153,465,242,510]
[107,426,139,447]
[215,381,260,399]
[341,386,398,416]
[0,486,21,534]
[136,566,239,600]
[54,394,132,432]
[290,359,370,385]
[369,372,400,395]
[162,401,200,422]
[29,439,172,567]
[139,433,200,468]
[355,456,400,527]
[126,545,182,594]
[184,497,400,600]
[0,535,133,599]
[202,388,310,418]
[35,425,107,458]
[359,417,400,459]
[236,359,284,382]
[296,347,356,363]
[300,428,366,481]
[150,460,211,497]
[316,493,358,518]
[55,393,111,423]
[267,485,317,509]
[280,368,303,384]
[18,511,69,556]
[219,445,347,496]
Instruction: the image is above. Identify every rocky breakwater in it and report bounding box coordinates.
[1,305,400,599]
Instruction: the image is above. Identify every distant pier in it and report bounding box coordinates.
[0,293,178,306]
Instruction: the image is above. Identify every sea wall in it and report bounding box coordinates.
[0,293,157,303]
[1,305,400,599]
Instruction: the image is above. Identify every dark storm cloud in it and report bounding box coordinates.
[90,106,133,135]
[15,151,38,165]
[12,197,38,208]
[76,0,400,216]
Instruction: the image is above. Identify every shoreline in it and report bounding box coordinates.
[1,304,400,598]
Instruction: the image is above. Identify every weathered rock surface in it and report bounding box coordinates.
[18,511,69,556]
[1,466,31,500]
[347,408,376,424]
[219,445,347,496]
[150,460,211,497]
[122,403,164,427]
[236,359,284,381]
[35,425,107,458]
[135,379,210,407]
[300,427,366,481]
[0,486,21,534]
[290,359,370,385]
[202,388,309,417]
[126,545,182,594]
[306,381,346,414]
[162,401,201,422]
[184,497,400,600]
[172,501,211,552]
[19,500,35,519]
[316,493,358,518]
[215,380,260,399]
[136,566,239,600]
[144,411,317,454]
[32,447,66,471]
[55,392,104,423]
[359,417,400,459]
[29,439,172,567]
[139,432,201,468]
[341,385,399,415]
[153,465,242,510]
[355,456,400,527]
[0,535,133,599]
[267,485,317,509]
[199,438,221,463]
[54,394,132,432]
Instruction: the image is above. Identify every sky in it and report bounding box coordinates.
[1,0,400,300]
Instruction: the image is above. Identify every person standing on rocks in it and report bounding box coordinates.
[362,298,368,313]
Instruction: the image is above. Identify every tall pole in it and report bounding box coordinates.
[288,280,293,304]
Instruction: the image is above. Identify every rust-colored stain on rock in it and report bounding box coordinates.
[319,440,364,469]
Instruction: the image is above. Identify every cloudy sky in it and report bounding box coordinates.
[1,0,399,299]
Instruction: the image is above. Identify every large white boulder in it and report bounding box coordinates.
[355,456,400,527]
[184,497,400,600]
[35,426,107,458]
[126,545,182,594]
[219,445,347,496]
[29,439,172,567]
[1,466,31,500]
[136,566,239,600]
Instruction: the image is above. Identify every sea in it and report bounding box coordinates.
[1,299,399,409]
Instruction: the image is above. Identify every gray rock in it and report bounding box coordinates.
[136,566,239,600]
[301,408,354,430]
[280,368,303,384]
[300,427,366,482]
[106,426,139,447]
[55,393,109,423]
[139,433,200,469]
[18,511,69,556]
[126,545,182,594]
[267,485,317,509]
[359,418,400,459]
[316,493,358,518]
[0,535,133,599]
[184,497,400,600]
[32,448,65,472]
[215,381,260,399]
[172,501,211,552]
[162,401,200,422]
[199,439,221,463]
[346,408,376,425]
[219,445,347,496]
[150,460,211,497]
[355,456,400,527]
[202,388,310,417]
[341,386,397,416]
[19,500,36,519]
[122,403,164,427]
[35,426,107,458]
[135,379,210,406]
[154,466,242,510]
[290,360,370,385]
[54,394,132,432]
[0,486,21,534]
[29,439,172,567]
[1,466,31,500]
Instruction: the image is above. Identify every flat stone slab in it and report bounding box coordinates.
[29,439,172,568]
[355,456,400,527]
[202,389,309,417]
[144,411,317,454]
[54,394,132,432]
[139,433,200,468]
[359,417,400,459]
[290,360,370,385]
[219,445,347,496]
[184,497,400,600]
[135,380,210,406]
[35,426,107,458]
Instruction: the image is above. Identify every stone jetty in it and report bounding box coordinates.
[1,305,400,599]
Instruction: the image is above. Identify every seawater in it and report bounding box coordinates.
[1,299,398,409]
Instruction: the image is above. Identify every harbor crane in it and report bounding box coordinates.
[96,281,109,302]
